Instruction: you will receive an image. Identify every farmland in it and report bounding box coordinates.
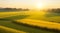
[0,11,60,33]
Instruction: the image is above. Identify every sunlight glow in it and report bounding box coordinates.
[36,2,44,9]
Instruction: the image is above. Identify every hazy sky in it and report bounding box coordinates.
[0,0,60,9]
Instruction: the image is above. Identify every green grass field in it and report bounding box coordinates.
[0,11,60,33]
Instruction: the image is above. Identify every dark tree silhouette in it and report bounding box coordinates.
[47,8,60,13]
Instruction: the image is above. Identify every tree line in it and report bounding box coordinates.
[47,8,60,13]
[0,8,29,11]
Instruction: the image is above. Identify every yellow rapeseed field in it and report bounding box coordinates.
[16,19,60,30]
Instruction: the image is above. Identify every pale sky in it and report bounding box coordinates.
[0,0,60,9]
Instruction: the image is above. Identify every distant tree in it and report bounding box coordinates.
[47,8,60,13]
[0,7,30,11]
[17,8,22,11]
[56,8,60,13]
[4,8,12,10]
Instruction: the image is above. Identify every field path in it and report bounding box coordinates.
[17,19,60,30]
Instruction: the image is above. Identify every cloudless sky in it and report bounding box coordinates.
[0,0,60,9]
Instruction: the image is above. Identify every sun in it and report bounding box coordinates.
[36,3,44,9]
